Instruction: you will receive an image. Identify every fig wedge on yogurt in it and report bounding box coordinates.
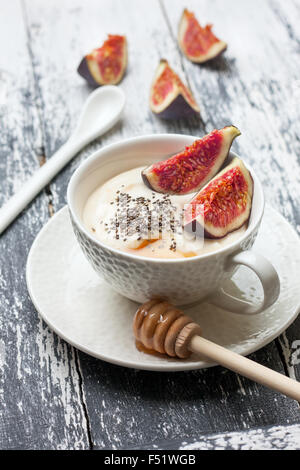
[142,126,240,195]
[78,35,127,86]
[184,157,253,239]
[149,59,200,119]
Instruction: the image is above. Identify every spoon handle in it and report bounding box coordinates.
[0,138,81,235]
[189,334,300,402]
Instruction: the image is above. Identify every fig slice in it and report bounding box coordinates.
[178,9,227,63]
[142,126,241,195]
[184,158,253,239]
[149,59,200,119]
[78,35,127,86]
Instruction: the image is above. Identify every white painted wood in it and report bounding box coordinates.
[179,423,300,450]
[0,0,299,449]
[137,423,300,449]
[0,0,90,449]
[20,0,300,448]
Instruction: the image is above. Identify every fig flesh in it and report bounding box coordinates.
[149,59,200,119]
[142,126,240,195]
[184,158,253,239]
[178,9,227,63]
[78,35,127,86]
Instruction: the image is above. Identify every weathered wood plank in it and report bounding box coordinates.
[79,344,300,450]
[22,0,207,211]
[161,0,300,226]
[0,0,89,449]
[162,0,300,401]
[266,0,300,386]
[23,0,300,450]
[127,423,300,450]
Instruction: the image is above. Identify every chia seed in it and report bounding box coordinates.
[106,190,184,249]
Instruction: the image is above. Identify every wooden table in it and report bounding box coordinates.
[0,0,299,450]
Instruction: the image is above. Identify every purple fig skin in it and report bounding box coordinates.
[77,57,100,88]
[153,94,200,120]
[142,171,152,190]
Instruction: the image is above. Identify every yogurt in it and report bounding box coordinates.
[83,167,246,259]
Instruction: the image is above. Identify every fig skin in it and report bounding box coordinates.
[149,59,200,120]
[78,35,127,86]
[154,93,199,120]
[142,126,241,195]
[178,9,227,64]
[184,158,254,239]
[77,57,99,87]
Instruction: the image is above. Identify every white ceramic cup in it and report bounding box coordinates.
[67,134,280,314]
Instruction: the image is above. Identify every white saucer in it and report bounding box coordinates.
[26,205,300,371]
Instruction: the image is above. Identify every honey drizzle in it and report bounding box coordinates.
[135,340,168,358]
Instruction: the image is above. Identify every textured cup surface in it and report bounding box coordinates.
[67,134,263,306]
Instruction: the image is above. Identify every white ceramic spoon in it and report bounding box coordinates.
[0,85,125,235]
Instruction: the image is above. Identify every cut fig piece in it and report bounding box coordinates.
[149,59,200,119]
[78,35,127,86]
[178,9,227,63]
[142,126,240,195]
[184,158,253,239]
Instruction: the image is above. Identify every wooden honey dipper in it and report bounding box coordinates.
[133,299,300,402]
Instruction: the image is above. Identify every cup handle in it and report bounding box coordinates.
[209,251,280,315]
